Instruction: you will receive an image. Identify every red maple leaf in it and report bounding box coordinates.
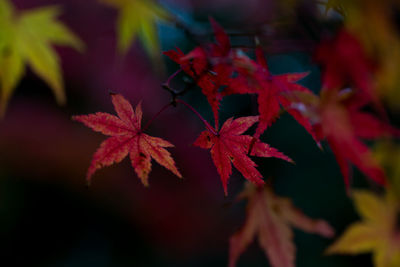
[229,183,334,267]
[72,93,182,186]
[289,88,399,189]
[314,29,383,114]
[228,47,319,142]
[317,89,397,188]
[163,18,234,129]
[193,116,292,195]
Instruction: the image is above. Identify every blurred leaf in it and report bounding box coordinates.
[317,89,393,189]
[324,0,400,109]
[0,0,84,115]
[100,0,170,58]
[374,141,400,198]
[229,183,334,267]
[314,29,385,115]
[326,190,400,267]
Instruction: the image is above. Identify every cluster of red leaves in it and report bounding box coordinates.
[311,29,399,189]
[163,18,235,129]
[74,93,292,195]
[71,17,400,267]
[164,20,399,191]
[74,20,399,195]
[164,19,318,143]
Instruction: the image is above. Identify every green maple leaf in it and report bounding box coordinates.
[0,0,84,115]
[100,0,170,57]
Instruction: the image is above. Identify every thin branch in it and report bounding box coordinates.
[165,69,183,87]
[142,102,173,132]
[176,99,218,136]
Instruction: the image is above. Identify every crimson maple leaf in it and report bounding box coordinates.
[72,93,182,186]
[228,47,319,143]
[163,18,233,129]
[314,29,383,114]
[229,183,335,267]
[293,88,398,189]
[193,116,292,195]
[317,89,396,188]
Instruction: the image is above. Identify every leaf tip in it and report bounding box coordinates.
[141,178,150,188]
[86,177,92,188]
[317,141,323,151]
[316,221,335,238]
[223,185,229,197]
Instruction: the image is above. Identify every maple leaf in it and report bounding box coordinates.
[193,116,292,195]
[290,88,397,189]
[164,18,237,129]
[228,47,319,142]
[326,190,400,267]
[100,0,170,58]
[319,0,400,110]
[314,29,385,115]
[318,89,394,188]
[229,183,335,267]
[72,93,182,186]
[0,0,84,115]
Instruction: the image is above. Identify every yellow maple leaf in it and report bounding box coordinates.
[100,0,170,58]
[374,141,400,201]
[326,190,400,267]
[0,0,84,115]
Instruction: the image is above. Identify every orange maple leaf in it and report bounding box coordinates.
[229,183,335,267]
[72,93,182,186]
[193,116,292,195]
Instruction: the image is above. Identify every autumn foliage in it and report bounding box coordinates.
[1,0,400,266]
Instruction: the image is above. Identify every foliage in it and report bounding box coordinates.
[229,183,334,267]
[0,0,83,115]
[100,0,170,58]
[193,115,292,195]
[1,0,400,266]
[73,93,181,186]
[326,190,400,267]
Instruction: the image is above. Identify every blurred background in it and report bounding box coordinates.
[0,0,397,266]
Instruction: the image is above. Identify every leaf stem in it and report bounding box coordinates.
[142,102,173,132]
[175,99,218,136]
[165,69,183,87]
